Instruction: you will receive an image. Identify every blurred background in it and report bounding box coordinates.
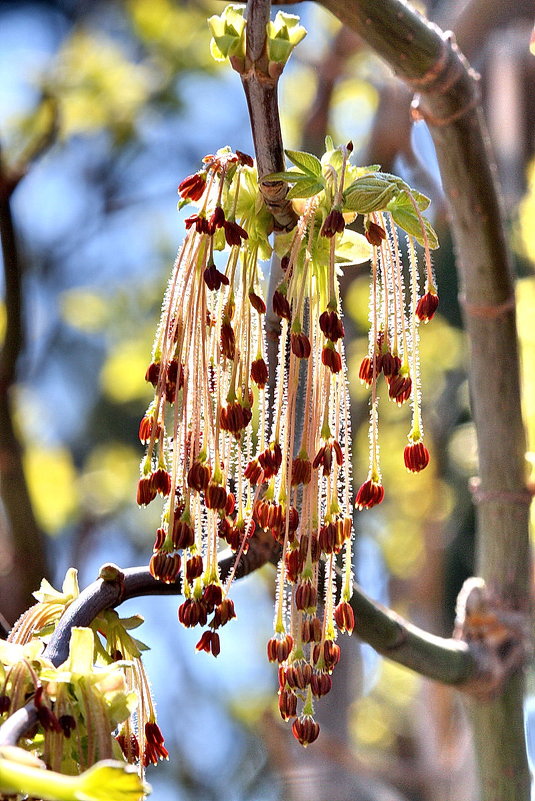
[0,0,534,799]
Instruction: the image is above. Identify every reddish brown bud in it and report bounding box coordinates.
[178,172,206,201]
[116,732,140,761]
[145,361,160,387]
[139,415,161,444]
[356,478,384,510]
[302,617,323,643]
[209,205,225,232]
[187,460,211,492]
[205,482,228,510]
[381,351,401,377]
[250,357,268,388]
[295,581,318,612]
[291,331,311,359]
[143,721,169,766]
[266,633,294,663]
[258,442,282,479]
[310,671,332,697]
[334,601,355,634]
[278,690,297,720]
[319,310,345,342]
[313,639,341,670]
[388,372,412,404]
[211,598,236,627]
[292,716,320,747]
[220,319,236,360]
[137,476,157,506]
[36,704,63,733]
[321,342,342,373]
[0,694,10,714]
[204,263,230,291]
[220,401,252,435]
[151,468,171,496]
[203,583,223,611]
[291,456,312,486]
[321,209,345,238]
[365,221,386,246]
[172,516,195,550]
[244,458,264,485]
[153,527,166,552]
[186,555,204,581]
[416,290,439,322]
[236,150,254,167]
[185,213,210,234]
[178,598,208,628]
[224,219,248,247]
[285,662,312,690]
[312,440,343,476]
[248,291,266,314]
[404,441,430,472]
[284,548,304,582]
[149,552,181,583]
[58,714,76,738]
[273,288,291,320]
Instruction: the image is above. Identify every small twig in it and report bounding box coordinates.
[240,0,297,231]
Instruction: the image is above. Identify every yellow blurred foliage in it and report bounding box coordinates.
[100,339,151,403]
[79,443,139,515]
[60,289,109,332]
[49,31,155,138]
[24,446,78,533]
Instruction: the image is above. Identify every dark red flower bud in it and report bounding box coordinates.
[284,548,304,582]
[280,254,290,272]
[36,704,63,733]
[220,402,252,436]
[278,690,297,720]
[205,482,228,510]
[248,291,266,314]
[209,205,225,233]
[186,555,204,581]
[292,716,320,747]
[291,456,312,486]
[172,516,195,549]
[310,671,332,697]
[319,310,345,342]
[273,288,291,320]
[150,552,181,583]
[321,209,345,238]
[187,460,211,492]
[203,583,223,611]
[381,351,401,377]
[388,372,412,405]
[0,694,10,714]
[258,442,282,479]
[365,221,386,246]
[244,458,264,485]
[220,319,236,360]
[58,714,76,738]
[313,639,341,671]
[151,468,171,496]
[211,598,236,627]
[285,662,312,690]
[355,478,384,510]
[178,172,206,201]
[225,492,236,515]
[321,342,342,373]
[204,263,230,291]
[236,150,254,167]
[145,361,160,387]
[178,598,208,628]
[137,476,157,506]
[416,290,439,322]
[153,527,166,552]
[116,732,140,761]
[291,331,311,359]
[164,359,184,403]
[251,357,268,388]
[295,581,318,612]
[143,721,169,766]
[404,441,430,472]
[185,213,210,234]
[266,633,294,663]
[334,601,355,634]
[312,440,343,476]
[224,219,248,247]
[302,616,323,643]
[139,415,161,444]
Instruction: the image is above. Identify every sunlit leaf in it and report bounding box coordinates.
[284,149,322,178]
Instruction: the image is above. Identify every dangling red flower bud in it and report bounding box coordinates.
[404,441,430,472]
[178,172,206,201]
[144,721,169,765]
[145,361,160,387]
[321,341,342,373]
[186,555,204,581]
[178,598,208,628]
[248,291,266,314]
[185,213,210,234]
[149,552,181,583]
[273,287,291,320]
[291,456,312,486]
[388,372,412,405]
[266,633,294,663]
[416,290,439,322]
[151,468,171,496]
[355,478,384,510]
[220,318,236,360]
[278,690,297,720]
[204,262,230,291]
[250,357,268,388]
[224,219,248,247]
[291,331,311,359]
[292,716,320,747]
[137,477,157,506]
[321,209,345,237]
[365,220,386,246]
[319,309,345,341]
[334,601,355,634]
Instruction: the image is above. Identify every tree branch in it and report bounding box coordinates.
[240,0,298,230]
[312,1,531,798]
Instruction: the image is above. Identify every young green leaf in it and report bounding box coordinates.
[286,179,324,199]
[342,175,399,213]
[387,191,439,249]
[284,150,322,179]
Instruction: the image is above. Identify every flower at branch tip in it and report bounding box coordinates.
[381,350,401,378]
[187,459,211,492]
[415,290,439,322]
[209,205,225,232]
[219,401,252,436]
[334,601,355,634]
[196,629,221,657]
[312,439,343,476]
[355,477,385,510]
[321,208,345,238]
[292,715,320,747]
[244,457,264,485]
[302,617,322,644]
[211,598,236,628]
[144,721,169,765]
[284,662,313,690]
[291,455,312,486]
[204,481,228,510]
[138,414,160,444]
[295,580,318,612]
[178,172,206,201]
[258,442,282,479]
[172,515,195,549]
[404,441,430,472]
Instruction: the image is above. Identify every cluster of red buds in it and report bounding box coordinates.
[355,213,438,509]
[138,144,438,746]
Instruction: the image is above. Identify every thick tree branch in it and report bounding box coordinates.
[0,147,49,624]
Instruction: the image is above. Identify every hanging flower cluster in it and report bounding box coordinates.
[138,140,438,746]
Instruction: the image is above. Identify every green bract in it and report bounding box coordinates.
[208,5,246,62]
[266,11,307,64]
